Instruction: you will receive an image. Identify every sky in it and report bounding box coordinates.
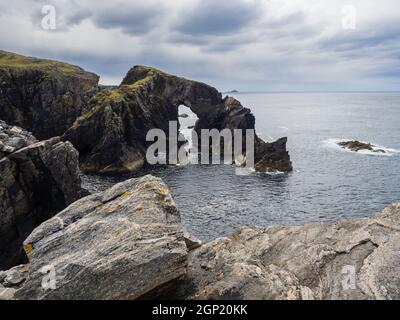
[0,0,399,91]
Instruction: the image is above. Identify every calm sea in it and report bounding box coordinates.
[83,92,400,241]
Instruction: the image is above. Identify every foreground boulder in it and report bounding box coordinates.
[180,204,400,300]
[15,175,191,300]
[0,51,99,139]
[0,121,86,270]
[63,65,291,173]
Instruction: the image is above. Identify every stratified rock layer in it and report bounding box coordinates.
[179,204,400,300]
[0,51,99,139]
[63,65,291,173]
[15,175,189,300]
[0,121,85,270]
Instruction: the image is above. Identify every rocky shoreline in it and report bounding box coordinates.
[1,51,399,300]
[1,176,399,300]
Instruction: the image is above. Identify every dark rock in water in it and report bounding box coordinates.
[179,113,190,118]
[338,140,385,153]
[178,204,400,300]
[63,65,292,173]
[0,51,99,139]
[255,137,292,172]
[0,121,86,270]
[14,175,193,300]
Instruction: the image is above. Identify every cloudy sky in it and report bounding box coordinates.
[1,0,399,91]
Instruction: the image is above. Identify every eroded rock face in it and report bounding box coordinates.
[15,175,190,300]
[0,121,86,270]
[179,204,400,300]
[63,66,291,173]
[0,51,99,139]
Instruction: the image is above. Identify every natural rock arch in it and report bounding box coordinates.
[63,66,292,173]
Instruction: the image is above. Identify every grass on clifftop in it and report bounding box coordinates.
[79,76,153,121]
[0,50,92,76]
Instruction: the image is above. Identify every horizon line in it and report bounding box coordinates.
[222,90,400,94]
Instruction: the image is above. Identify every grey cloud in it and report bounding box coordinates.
[91,5,163,35]
[263,11,306,28]
[2,0,400,91]
[175,0,262,36]
[319,19,400,54]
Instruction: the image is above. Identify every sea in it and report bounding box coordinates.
[82,92,400,241]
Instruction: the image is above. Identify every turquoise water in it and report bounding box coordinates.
[83,92,400,241]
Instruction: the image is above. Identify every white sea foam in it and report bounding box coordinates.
[323,138,400,157]
[263,170,285,176]
[278,126,289,132]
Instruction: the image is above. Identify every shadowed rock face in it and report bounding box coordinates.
[0,51,99,140]
[63,65,292,173]
[0,121,86,270]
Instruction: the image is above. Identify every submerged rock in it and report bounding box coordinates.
[0,121,86,270]
[0,51,99,139]
[63,65,292,173]
[15,175,191,300]
[338,140,385,153]
[179,204,400,300]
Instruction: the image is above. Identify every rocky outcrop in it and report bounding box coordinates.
[255,137,292,172]
[179,204,400,300]
[0,264,29,300]
[0,51,99,139]
[9,186,400,300]
[63,66,292,173]
[338,140,385,153]
[14,175,193,300]
[0,121,86,270]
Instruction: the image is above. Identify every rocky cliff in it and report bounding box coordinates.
[5,174,399,299]
[63,66,292,173]
[0,121,86,270]
[0,51,99,139]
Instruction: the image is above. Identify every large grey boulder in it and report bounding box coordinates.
[180,204,400,300]
[0,121,86,270]
[15,175,189,300]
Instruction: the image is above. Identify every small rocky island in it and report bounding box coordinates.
[338,140,385,153]
[1,51,399,300]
